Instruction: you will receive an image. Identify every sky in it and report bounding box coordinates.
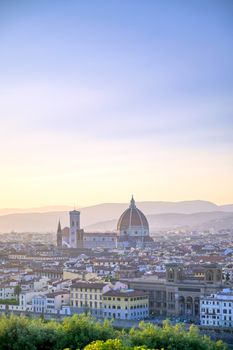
[0,0,233,208]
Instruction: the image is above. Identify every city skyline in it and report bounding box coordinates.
[0,0,233,208]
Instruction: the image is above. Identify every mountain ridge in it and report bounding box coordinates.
[0,200,232,233]
[84,211,233,232]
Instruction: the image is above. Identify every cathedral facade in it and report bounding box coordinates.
[56,197,153,250]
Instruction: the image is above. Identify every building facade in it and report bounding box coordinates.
[56,197,153,250]
[57,210,116,250]
[129,263,226,320]
[70,281,110,317]
[200,288,233,328]
[69,210,84,248]
[103,289,149,320]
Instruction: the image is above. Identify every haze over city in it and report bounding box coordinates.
[0,0,233,208]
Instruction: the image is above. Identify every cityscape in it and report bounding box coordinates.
[0,0,232,349]
[0,197,233,345]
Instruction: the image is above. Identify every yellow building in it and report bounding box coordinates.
[70,281,110,316]
[103,289,149,320]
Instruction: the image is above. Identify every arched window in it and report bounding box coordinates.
[168,268,174,280]
[206,270,213,282]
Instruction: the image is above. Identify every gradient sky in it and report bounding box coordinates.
[0,0,233,208]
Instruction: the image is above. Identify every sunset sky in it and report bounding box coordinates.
[0,0,233,208]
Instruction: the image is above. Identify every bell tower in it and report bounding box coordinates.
[69,210,80,248]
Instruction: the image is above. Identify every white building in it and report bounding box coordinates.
[20,291,47,307]
[0,285,15,300]
[200,288,233,328]
[31,291,70,314]
[46,291,70,313]
[32,294,47,313]
[83,233,117,249]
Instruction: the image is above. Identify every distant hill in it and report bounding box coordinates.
[0,205,73,216]
[85,211,233,232]
[0,200,232,233]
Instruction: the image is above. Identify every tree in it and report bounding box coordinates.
[0,314,227,350]
[14,285,22,300]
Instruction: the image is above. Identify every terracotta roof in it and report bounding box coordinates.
[103,289,148,298]
[117,197,149,231]
[71,281,108,289]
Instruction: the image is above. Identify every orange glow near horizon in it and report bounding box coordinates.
[0,2,232,209]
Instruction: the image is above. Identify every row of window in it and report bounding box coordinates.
[103,296,147,301]
[201,308,232,314]
[202,300,232,307]
[104,304,148,310]
[84,237,115,241]
[71,293,100,300]
[202,315,232,320]
[71,301,99,308]
[71,288,101,292]
[33,300,45,305]
[201,320,232,327]
[104,310,148,318]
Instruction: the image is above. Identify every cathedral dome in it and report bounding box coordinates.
[117,197,149,237]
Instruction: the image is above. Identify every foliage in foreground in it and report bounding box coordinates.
[0,314,227,350]
[83,338,160,349]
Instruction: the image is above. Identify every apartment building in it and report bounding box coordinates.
[0,285,16,300]
[103,289,149,320]
[70,281,110,316]
[200,288,233,328]
[31,291,70,314]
